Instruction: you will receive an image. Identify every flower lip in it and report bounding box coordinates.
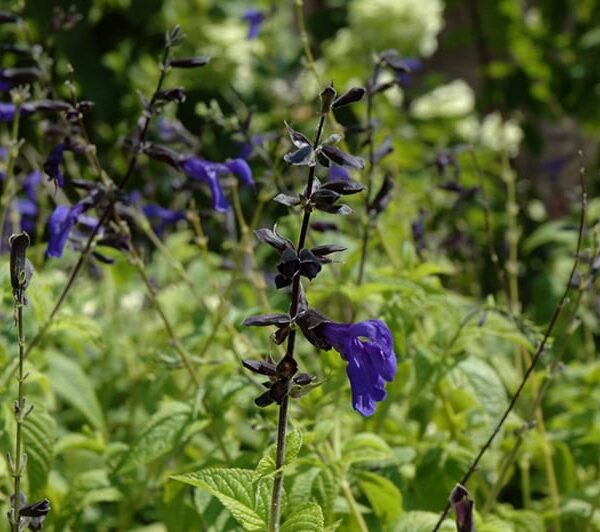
[317,319,397,416]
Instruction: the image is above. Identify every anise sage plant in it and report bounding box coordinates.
[242,84,398,531]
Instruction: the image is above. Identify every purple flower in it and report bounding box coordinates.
[143,204,185,235]
[46,202,87,257]
[181,156,254,212]
[318,319,397,416]
[18,171,40,232]
[0,102,17,122]
[43,144,69,187]
[242,9,266,40]
[327,164,350,182]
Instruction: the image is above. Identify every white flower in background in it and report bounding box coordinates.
[455,112,524,156]
[480,112,524,156]
[410,79,475,119]
[348,0,444,57]
[203,20,265,91]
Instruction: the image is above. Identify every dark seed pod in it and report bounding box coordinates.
[169,56,210,69]
[332,87,366,109]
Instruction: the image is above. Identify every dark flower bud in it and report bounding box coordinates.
[76,100,95,113]
[368,174,394,215]
[0,67,41,84]
[296,308,331,350]
[243,314,291,328]
[311,188,341,207]
[284,121,311,148]
[0,11,19,24]
[373,138,394,163]
[316,203,353,216]
[155,87,186,104]
[320,85,336,115]
[316,151,330,167]
[293,373,313,386]
[276,355,298,379]
[143,143,183,168]
[255,227,294,254]
[169,56,210,69]
[275,274,293,289]
[242,358,277,377]
[320,180,364,195]
[273,193,301,207]
[332,87,366,109]
[277,248,300,278]
[310,221,339,233]
[311,244,346,263]
[450,484,475,532]
[30,99,73,113]
[255,389,275,407]
[298,248,322,280]
[320,144,364,170]
[284,145,315,166]
[370,80,396,95]
[9,232,33,303]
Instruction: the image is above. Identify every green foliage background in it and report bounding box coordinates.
[1,0,600,530]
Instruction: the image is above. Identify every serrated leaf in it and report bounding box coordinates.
[358,471,403,523]
[172,468,267,531]
[342,433,392,465]
[24,410,56,500]
[47,352,106,433]
[281,502,324,532]
[255,429,303,479]
[117,401,198,473]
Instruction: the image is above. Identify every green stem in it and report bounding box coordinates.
[341,481,369,532]
[11,302,26,532]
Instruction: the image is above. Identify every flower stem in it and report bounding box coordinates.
[270,113,326,532]
[11,301,26,532]
[341,480,369,532]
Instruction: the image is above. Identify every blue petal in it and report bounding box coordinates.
[46,203,85,258]
[226,158,254,187]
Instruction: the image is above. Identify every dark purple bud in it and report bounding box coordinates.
[296,308,331,350]
[275,273,293,289]
[311,244,346,263]
[255,227,294,254]
[169,56,210,68]
[276,355,298,379]
[320,85,337,115]
[320,179,365,195]
[368,174,394,215]
[277,248,300,278]
[0,67,41,85]
[450,484,475,532]
[243,314,291,327]
[373,137,394,163]
[242,358,277,376]
[298,248,322,280]
[76,100,95,113]
[9,232,32,302]
[284,121,311,148]
[332,87,366,109]
[155,87,186,104]
[284,145,314,166]
[30,99,73,113]
[311,221,339,233]
[320,144,365,170]
[327,164,350,181]
[316,203,353,216]
[273,193,301,207]
[0,11,19,24]
[143,143,183,168]
[293,373,314,386]
[312,188,341,207]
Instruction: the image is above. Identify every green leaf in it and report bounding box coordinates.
[171,468,267,531]
[69,469,122,512]
[256,429,303,479]
[392,511,454,532]
[342,433,393,465]
[116,401,200,473]
[24,409,56,500]
[47,352,106,433]
[288,467,321,509]
[281,502,324,532]
[358,471,403,523]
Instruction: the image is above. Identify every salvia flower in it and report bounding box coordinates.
[46,202,88,257]
[242,9,266,40]
[317,319,397,416]
[181,156,254,212]
[143,204,185,235]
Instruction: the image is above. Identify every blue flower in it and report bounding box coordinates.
[327,164,350,182]
[46,202,87,257]
[143,204,185,235]
[0,102,17,122]
[318,319,397,416]
[181,156,254,212]
[242,9,266,40]
[44,143,69,187]
[18,171,40,232]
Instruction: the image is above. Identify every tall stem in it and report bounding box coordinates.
[11,302,26,532]
[270,114,326,532]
